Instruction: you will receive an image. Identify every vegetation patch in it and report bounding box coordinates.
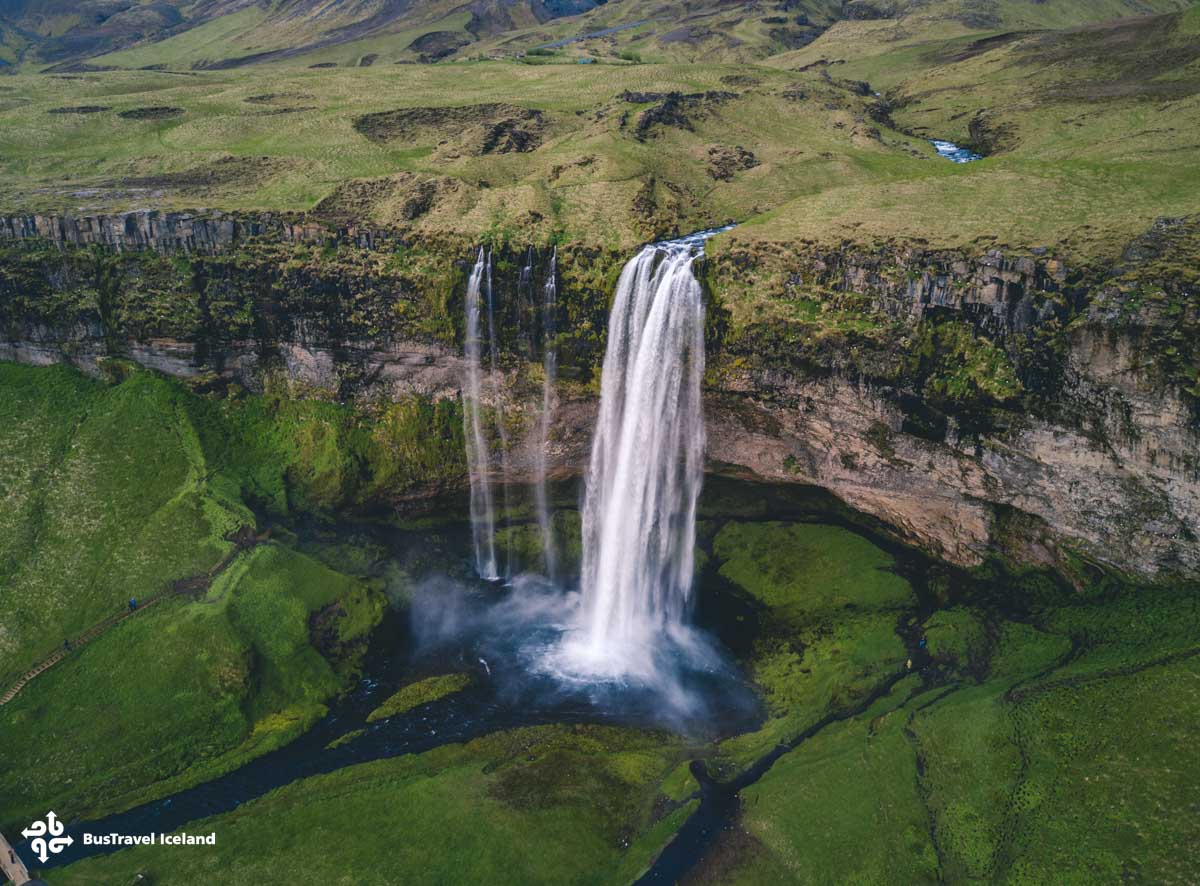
[0,363,388,829]
[53,724,688,886]
[366,673,472,722]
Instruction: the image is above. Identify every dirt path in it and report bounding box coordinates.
[0,829,31,885]
[0,526,268,708]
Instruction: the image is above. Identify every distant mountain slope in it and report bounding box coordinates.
[0,0,258,65]
[0,0,1193,69]
[767,0,1196,81]
[0,0,611,69]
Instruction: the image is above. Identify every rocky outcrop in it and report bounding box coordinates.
[705,354,1198,579]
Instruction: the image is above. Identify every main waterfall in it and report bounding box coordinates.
[461,231,724,688]
[566,235,709,679]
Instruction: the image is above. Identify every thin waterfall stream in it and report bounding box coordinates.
[463,247,498,580]
[533,246,558,581]
[483,251,515,579]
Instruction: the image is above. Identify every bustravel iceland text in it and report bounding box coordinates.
[82,832,217,846]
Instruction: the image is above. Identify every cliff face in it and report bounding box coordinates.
[2,211,1196,582]
[0,210,386,254]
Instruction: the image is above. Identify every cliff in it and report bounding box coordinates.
[2,211,1196,583]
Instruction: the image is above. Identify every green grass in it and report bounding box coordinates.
[732,680,939,885]
[712,577,1200,884]
[52,724,689,886]
[1005,659,1200,882]
[0,362,243,680]
[0,542,385,830]
[712,522,914,618]
[91,7,272,70]
[709,521,915,769]
[0,363,390,830]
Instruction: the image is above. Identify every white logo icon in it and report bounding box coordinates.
[21,811,74,863]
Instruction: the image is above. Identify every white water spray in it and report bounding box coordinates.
[562,235,710,679]
[463,248,498,580]
[533,247,559,581]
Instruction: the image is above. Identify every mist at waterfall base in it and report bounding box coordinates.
[406,570,757,735]
[428,228,755,734]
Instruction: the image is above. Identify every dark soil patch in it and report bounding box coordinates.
[661,25,710,44]
[110,156,283,192]
[408,30,470,63]
[353,103,549,154]
[47,105,111,114]
[250,107,318,117]
[244,92,315,105]
[842,0,894,21]
[117,105,184,120]
[768,23,825,50]
[720,74,761,88]
[359,53,379,67]
[314,173,458,223]
[309,62,338,69]
[624,91,737,140]
[967,110,1017,155]
[707,145,759,181]
[942,30,1034,63]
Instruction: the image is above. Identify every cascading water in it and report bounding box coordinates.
[533,247,559,581]
[560,234,712,680]
[463,248,499,580]
[517,247,535,361]
[484,251,516,578]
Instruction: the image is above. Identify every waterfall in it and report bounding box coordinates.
[463,248,498,580]
[517,247,535,361]
[484,251,516,577]
[570,236,709,678]
[533,247,558,581]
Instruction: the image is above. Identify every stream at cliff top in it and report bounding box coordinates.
[932,139,983,162]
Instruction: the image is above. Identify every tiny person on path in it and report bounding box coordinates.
[129,598,138,612]
[63,638,71,652]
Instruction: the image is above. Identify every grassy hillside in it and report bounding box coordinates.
[51,724,694,886]
[0,360,472,828]
[768,0,1195,81]
[0,61,930,249]
[46,515,1200,885]
[5,21,1198,257]
[723,4,1200,256]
